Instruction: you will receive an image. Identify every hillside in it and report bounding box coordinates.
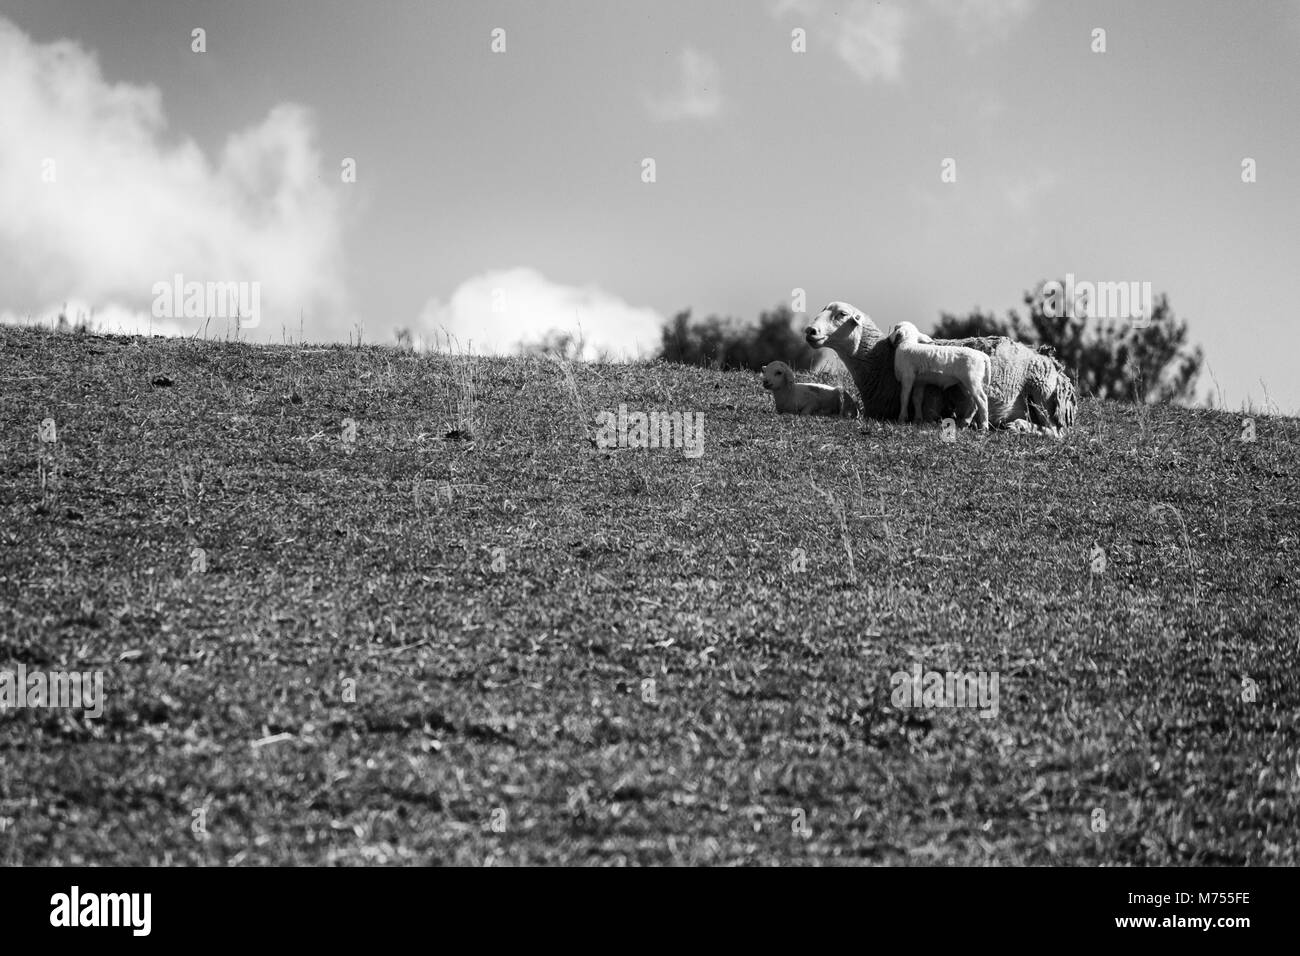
[1,325,1297,865]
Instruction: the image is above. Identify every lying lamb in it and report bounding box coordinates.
[761,361,859,418]
[889,322,990,430]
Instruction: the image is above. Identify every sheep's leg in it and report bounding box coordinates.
[950,389,975,425]
[958,387,977,428]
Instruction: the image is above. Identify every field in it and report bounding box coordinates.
[1,324,1297,865]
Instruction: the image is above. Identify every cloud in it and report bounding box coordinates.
[772,0,1035,84]
[415,268,664,361]
[835,2,910,84]
[0,17,344,339]
[0,300,193,338]
[771,0,910,84]
[644,48,723,121]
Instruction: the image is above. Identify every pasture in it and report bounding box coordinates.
[1,325,1297,865]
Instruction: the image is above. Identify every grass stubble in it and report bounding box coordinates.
[0,325,1296,865]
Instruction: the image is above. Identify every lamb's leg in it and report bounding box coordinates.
[898,375,913,423]
[973,383,990,430]
[912,387,925,424]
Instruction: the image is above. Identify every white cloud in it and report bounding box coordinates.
[772,0,1034,83]
[835,1,910,84]
[644,48,723,121]
[0,17,344,339]
[415,268,664,361]
[0,301,193,338]
[770,0,910,84]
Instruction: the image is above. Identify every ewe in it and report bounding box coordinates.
[889,321,990,430]
[761,361,859,418]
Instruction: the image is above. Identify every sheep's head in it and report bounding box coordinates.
[761,361,794,391]
[805,302,868,355]
[1052,370,1079,429]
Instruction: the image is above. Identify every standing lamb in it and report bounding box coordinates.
[889,322,990,429]
[761,361,859,418]
[803,301,1076,434]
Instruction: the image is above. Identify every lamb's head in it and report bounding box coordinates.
[761,361,794,391]
[805,302,868,356]
[887,321,933,347]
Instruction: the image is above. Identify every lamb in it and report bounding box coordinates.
[803,301,1076,433]
[888,321,990,430]
[761,361,859,418]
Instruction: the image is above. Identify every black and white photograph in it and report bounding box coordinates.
[0,0,1295,932]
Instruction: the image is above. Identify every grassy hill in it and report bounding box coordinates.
[1,324,1297,865]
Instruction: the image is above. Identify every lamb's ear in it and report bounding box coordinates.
[915,331,934,344]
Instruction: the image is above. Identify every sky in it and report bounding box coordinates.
[1,0,1298,411]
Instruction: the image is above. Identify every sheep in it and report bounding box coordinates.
[804,301,1077,431]
[761,361,859,418]
[888,321,990,430]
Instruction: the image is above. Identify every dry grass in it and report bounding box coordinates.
[0,325,1297,865]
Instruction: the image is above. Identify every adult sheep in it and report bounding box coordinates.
[804,301,1077,433]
